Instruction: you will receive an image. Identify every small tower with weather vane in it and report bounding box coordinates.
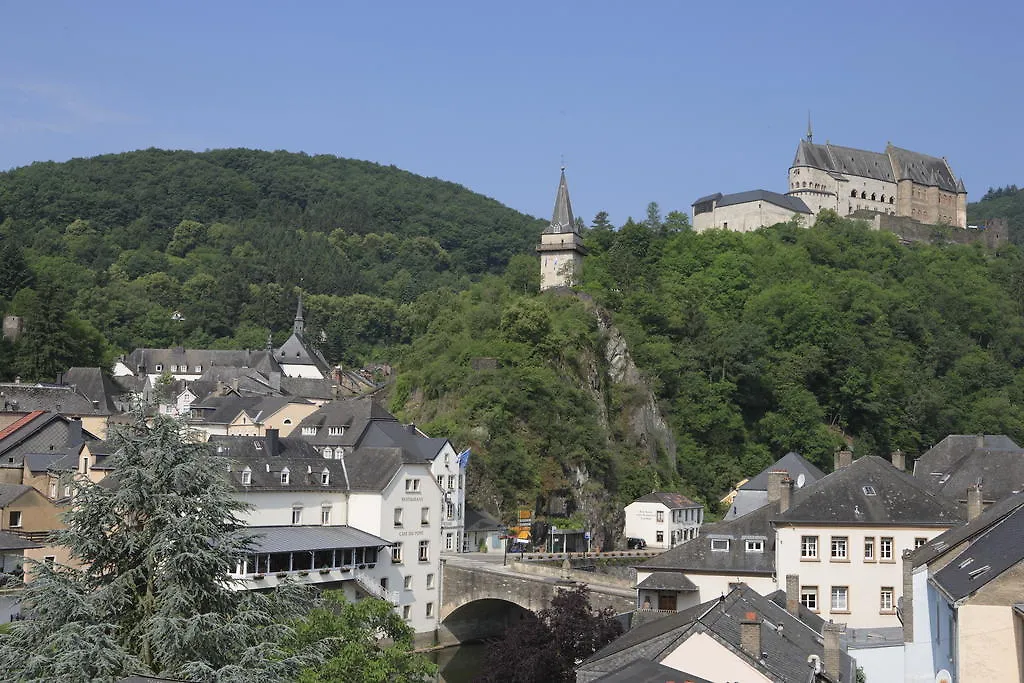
[536,167,587,290]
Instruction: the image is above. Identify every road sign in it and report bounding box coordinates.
[584,532,591,540]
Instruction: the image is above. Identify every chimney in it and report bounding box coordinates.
[66,418,83,447]
[902,549,914,643]
[231,377,239,392]
[822,621,843,678]
[739,612,762,659]
[265,428,279,457]
[767,470,787,504]
[834,448,853,470]
[891,449,905,471]
[407,423,417,435]
[975,434,985,448]
[967,484,983,521]
[785,574,800,616]
[779,476,792,513]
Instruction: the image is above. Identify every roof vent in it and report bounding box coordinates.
[968,565,991,579]
[958,557,974,570]
[266,463,270,472]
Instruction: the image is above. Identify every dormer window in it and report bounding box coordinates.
[710,538,729,552]
[323,447,333,459]
[302,426,317,436]
[862,486,876,496]
[745,539,764,553]
[254,441,264,450]
[194,365,202,373]
[154,364,163,372]
[321,469,330,486]
[328,426,345,436]
[241,468,252,486]
[280,468,290,485]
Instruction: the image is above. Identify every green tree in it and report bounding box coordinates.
[288,592,436,683]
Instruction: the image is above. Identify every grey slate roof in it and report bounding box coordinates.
[931,504,1024,602]
[640,501,778,576]
[543,168,578,235]
[278,377,337,401]
[631,492,701,510]
[0,483,32,508]
[244,525,392,553]
[887,144,960,193]
[792,139,965,194]
[582,584,854,683]
[739,451,826,491]
[913,435,1024,505]
[0,412,95,468]
[359,421,448,463]
[695,189,811,214]
[776,456,964,527]
[296,398,398,447]
[592,659,713,683]
[23,449,79,472]
[637,572,698,592]
[911,492,1024,568]
[125,348,272,374]
[0,383,106,415]
[60,367,123,413]
[0,529,42,551]
[191,395,307,425]
[275,332,331,375]
[464,507,504,533]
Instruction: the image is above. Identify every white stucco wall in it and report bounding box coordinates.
[850,643,904,683]
[660,631,772,682]
[635,569,776,608]
[693,200,808,233]
[905,565,935,683]
[428,441,466,553]
[233,489,349,527]
[958,604,1021,682]
[624,502,701,549]
[776,525,951,628]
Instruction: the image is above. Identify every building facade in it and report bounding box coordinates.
[623,491,703,549]
[691,190,813,233]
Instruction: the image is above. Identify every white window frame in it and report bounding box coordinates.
[880,536,894,560]
[421,506,430,526]
[241,468,252,486]
[880,586,894,612]
[394,507,403,527]
[291,506,302,525]
[404,575,413,590]
[280,468,290,485]
[426,573,435,589]
[800,586,818,611]
[745,539,764,553]
[864,536,875,561]
[321,505,331,525]
[302,426,317,436]
[328,426,344,436]
[801,535,818,559]
[321,469,330,486]
[710,538,729,552]
[418,540,429,562]
[392,543,403,564]
[830,536,848,560]
[830,586,849,612]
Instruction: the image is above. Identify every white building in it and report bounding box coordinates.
[213,430,445,637]
[623,491,703,550]
[691,190,812,233]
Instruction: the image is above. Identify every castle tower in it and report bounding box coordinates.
[536,168,587,290]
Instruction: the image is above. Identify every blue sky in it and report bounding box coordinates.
[1,1,1022,226]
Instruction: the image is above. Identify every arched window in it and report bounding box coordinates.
[861,191,867,199]
[851,190,857,198]
[871,193,876,201]
[880,194,885,202]
[889,196,895,204]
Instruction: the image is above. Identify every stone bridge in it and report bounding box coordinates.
[438,556,636,646]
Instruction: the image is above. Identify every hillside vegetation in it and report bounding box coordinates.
[968,185,1024,243]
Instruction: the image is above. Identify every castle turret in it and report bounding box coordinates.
[536,168,587,290]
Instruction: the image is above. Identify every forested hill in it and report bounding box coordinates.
[969,185,1024,243]
[0,148,544,375]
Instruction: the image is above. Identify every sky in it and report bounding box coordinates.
[1,1,1022,226]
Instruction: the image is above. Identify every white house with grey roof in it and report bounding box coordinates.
[212,429,445,637]
[723,451,825,521]
[623,491,703,550]
[691,189,812,233]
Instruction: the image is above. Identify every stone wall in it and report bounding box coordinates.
[851,211,1008,248]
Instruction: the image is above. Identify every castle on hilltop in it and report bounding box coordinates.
[693,128,970,233]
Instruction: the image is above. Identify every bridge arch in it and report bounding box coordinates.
[440,598,535,644]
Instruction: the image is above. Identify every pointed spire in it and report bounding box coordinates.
[545,167,577,235]
[293,292,305,337]
[806,111,813,143]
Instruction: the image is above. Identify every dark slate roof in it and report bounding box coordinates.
[543,168,578,235]
[0,529,41,551]
[764,589,827,632]
[274,332,331,375]
[776,456,964,527]
[60,367,123,413]
[0,483,32,508]
[125,348,269,373]
[637,572,698,592]
[887,144,959,193]
[914,435,1019,481]
[245,525,392,553]
[278,376,337,401]
[739,451,826,491]
[296,398,399,447]
[23,448,80,472]
[913,435,1024,505]
[584,584,854,683]
[359,421,448,463]
[640,502,778,575]
[0,383,106,415]
[191,395,307,425]
[592,659,713,683]
[931,504,1024,602]
[911,492,1024,568]
[345,446,424,491]
[0,412,95,467]
[464,507,504,533]
[704,189,812,214]
[793,139,895,183]
[631,492,701,510]
[691,192,722,206]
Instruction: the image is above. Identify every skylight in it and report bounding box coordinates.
[862,485,877,496]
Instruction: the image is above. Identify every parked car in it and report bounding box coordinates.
[508,539,530,553]
[626,537,647,549]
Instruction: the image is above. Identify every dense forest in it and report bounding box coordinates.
[1,149,1023,527]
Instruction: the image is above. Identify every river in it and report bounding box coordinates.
[430,642,488,683]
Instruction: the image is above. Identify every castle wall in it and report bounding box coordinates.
[694,200,808,233]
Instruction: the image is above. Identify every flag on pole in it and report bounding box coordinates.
[457,447,471,468]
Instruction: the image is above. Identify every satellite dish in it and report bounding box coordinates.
[935,671,952,683]
[796,473,806,488]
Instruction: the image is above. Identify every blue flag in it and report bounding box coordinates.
[457,447,471,468]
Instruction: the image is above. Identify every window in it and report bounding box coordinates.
[404,575,413,590]
[323,447,333,459]
[830,536,848,560]
[418,540,429,562]
[64,484,71,497]
[871,193,876,201]
[426,573,435,589]
[447,475,456,489]
[254,440,263,451]
[392,543,403,563]
[915,537,927,549]
[745,539,764,553]
[321,469,330,486]
[437,475,444,489]
[321,505,331,525]
[880,587,894,612]
[851,189,857,197]
[890,196,895,204]
[656,531,664,543]
[49,480,57,498]
[302,426,317,436]
[445,532,454,550]
[862,485,877,496]
[831,586,849,612]
[801,535,818,559]
[155,364,163,372]
[280,468,290,485]
[710,538,729,552]
[241,468,252,486]
[194,365,202,373]
[656,511,664,523]
[421,507,430,526]
[402,605,411,620]
[405,478,420,492]
[864,537,875,561]
[43,556,55,568]
[800,586,818,611]
[291,506,302,525]
[328,426,344,436]
[861,191,867,199]
[394,508,404,527]
[446,501,454,519]
[880,537,894,560]
[426,602,434,618]
[8,511,22,528]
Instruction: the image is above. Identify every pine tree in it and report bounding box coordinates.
[0,414,324,682]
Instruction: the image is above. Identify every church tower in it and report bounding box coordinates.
[536,168,587,290]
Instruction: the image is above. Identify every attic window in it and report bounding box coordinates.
[302,427,317,436]
[862,486,877,496]
[280,468,290,485]
[155,364,163,372]
[241,468,252,486]
[254,441,264,450]
[710,538,730,552]
[745,540,764,553]
[328,426,345,436]
[194,366,202,372]
[321,469,330,486]
[968,565,991,579]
